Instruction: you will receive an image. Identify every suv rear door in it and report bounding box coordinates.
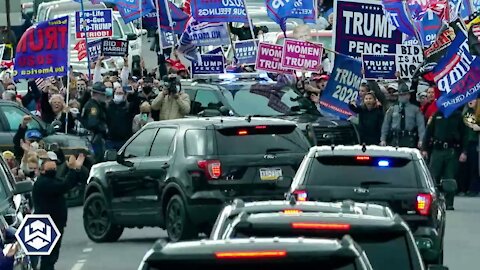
[299,155,423,215]
[209,124,309,200]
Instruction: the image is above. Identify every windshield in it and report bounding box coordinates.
[147,261,357,270]
[307,156,418,188]
[221,83,318,116]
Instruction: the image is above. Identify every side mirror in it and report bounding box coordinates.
[440,179,457,193]
[428,265,449,270]
[14,180,33,195]
[104,150,118,162]
[127,33,137,40]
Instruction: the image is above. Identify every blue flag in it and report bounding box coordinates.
[382,0,417,37]
[141,1,189,34]
[190,0,248,23]
[177,17,201,62]
[319,54,363,120]
[14,16,69,80]
[433,27,480,117]
[413,11,443,47]
[266,0,298,32]
[117,0,155,23]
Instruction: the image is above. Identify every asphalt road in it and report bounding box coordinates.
[52,197,480,270]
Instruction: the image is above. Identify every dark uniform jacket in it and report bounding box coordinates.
[106,100,133,141]
[81,99,108,136]
[32,169,81,228]
[422,109,467,153]
[349,104,384,145]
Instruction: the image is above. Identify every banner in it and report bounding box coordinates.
[319,54,363,119]
[87,39,104,62]
[190,0,248,23]
[192,54,225,75]
[117,0,155,23]
[334,0,403,59]
[362,54,396,80]
[395,44,423,78]
[433,27,480,117]
[255,42,290,73]
[266,0,316,31]
[206,47,226,62]
[281,39,323,72]
[156,0,190,34]
[14,16,69,80]
[414,10,443,47]
[289,0,317,24]
[161,30,174,48]
[184,20,230,47]
[74,40,87,61]
[102,39,129,57]
[234,39,258,65]
[382,0,416,37]
[75,9,113,39]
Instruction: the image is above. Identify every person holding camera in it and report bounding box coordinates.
[151,75,190,120]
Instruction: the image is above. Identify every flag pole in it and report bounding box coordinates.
[154,0,164,55]
[138,0,143,51]
[65,15,72,134]
[80,0,92,80]
[164,0,178,46]
[243,1,258,51]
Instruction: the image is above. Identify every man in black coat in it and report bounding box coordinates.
[32,152,85,270]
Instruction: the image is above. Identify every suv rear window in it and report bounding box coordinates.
[147,260,357,270]
[307,156,417,188]
[215,125,309,155]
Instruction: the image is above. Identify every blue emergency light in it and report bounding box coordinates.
[377,160,390,167]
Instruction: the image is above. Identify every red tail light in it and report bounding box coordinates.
[197,160,222,180]
[215,250,287,259]
[416,193,433,216]
[292,190,308,201]
[282,209,303,215]
[255,125,267,129]
[237,129,248,135]
[291,222,351,231]
[356,156,370,161]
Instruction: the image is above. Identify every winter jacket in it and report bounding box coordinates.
[106,100,134,141]
[151,92,191,120]
[349,104,384,145]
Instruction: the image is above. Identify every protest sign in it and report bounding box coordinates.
[206,47,227,62]
[117,0,155,24]
[142,11,157,29]
[14,16,69,80]
[255,42,289,73]
[192,54,225,75]
[362,54,396,80]
[190,0,248,23]
[75,9,113,39]
[87,39,103,62]
[334,0,403,59]
[319,54,363,119]
[161,30,174,49]
[0,44,4,61]
[185,20,230,47]
[102,39,129,57]
[235,39,258,65]
[74,40,87,61]
[395,44,423,79]
[281,39,323,72]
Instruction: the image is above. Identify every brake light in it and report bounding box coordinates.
[283,209,302,215]
[255,125,267,129]
[237,129,248,135]
[197,160,222,180]
[416,193,432,216]
[291,222,351,231]
[292,190,307,201]
[356,156,370,161]
[215,250,287,259]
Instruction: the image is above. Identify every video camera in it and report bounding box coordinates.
[162,75,181,95]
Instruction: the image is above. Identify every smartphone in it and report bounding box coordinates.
[141,113,148,122]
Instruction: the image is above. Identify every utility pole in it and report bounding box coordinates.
[5,0,11,31]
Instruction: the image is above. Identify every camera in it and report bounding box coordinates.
[162,75,180,95]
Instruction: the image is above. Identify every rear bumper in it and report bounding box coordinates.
[412,226,442,263]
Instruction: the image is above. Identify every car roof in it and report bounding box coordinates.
[143,117,297,129]
[146,237,361,262]
[309,145,422,160]
[221,200,394,220]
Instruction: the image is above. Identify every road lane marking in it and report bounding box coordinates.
[71,261,84,270]
[82,248,93,253]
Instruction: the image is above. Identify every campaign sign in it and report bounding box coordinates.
[15,214,62,256]
[87,39,103,62]
[190,0,248,23]
[256,42,289,73]
[161,30,174,49]
[142,11,157,29]
[74,40,87,61]
[187,21,230,47]
[206,47,227,62]
[235,39,258,65]
[14,16,69,80]
[281,39,323,72]
[395,44,423,79]
[102,39,129,57]
[192,54,225,75]
[334,0,403,59]
[362,54,396,80]
[75,9,113,39]
[319,54,363,120]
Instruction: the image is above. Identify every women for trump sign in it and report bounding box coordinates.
[281,39,323,72]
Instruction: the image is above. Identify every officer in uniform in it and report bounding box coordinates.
[81,82,108,163]
[380,84,425,148]
[422,108,466,210]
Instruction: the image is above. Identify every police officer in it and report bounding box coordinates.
[380,84,425,148]
[81,82,108,163]
[422,108,466,210]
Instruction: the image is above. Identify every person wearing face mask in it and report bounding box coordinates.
[127,77,159,120]
[104,81,114,103]
[349,92,384,145]
[132,101,154,133]
[32,153,85,270]
[81,82,108,163]
[106,87,133,151]
[151,75,191,120]
[380,84,425,148]
[13,115,45,162]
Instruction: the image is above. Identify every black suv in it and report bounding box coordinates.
[289,145,453,265]
[138,236,373,270]
[210,200,447,270]
[83,117,310,242]
[181,73,359,146]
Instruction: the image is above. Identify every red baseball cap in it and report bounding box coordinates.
[312,74,329,81]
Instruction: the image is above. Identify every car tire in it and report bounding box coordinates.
[83,193,123,242]
[165,195,196,242]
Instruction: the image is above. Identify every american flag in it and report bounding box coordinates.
[35,78,49,92]
[473,25,480,43]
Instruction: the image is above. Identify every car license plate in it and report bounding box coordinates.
[260,168,282,181]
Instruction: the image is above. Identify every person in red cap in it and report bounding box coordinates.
[305,74,329,95]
